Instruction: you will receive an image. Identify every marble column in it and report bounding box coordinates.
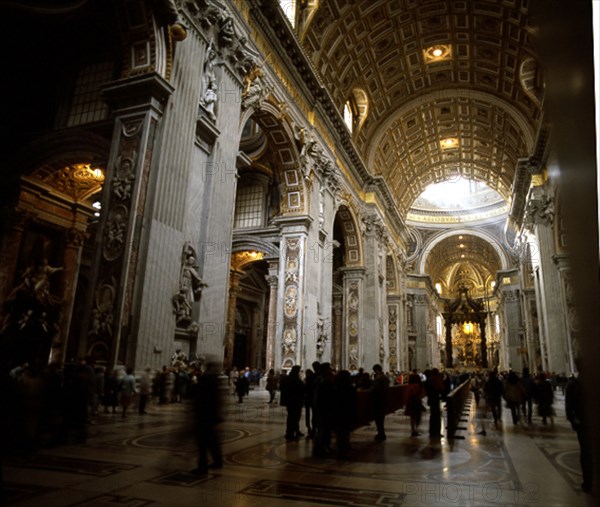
[444,316,453,368]
[387,297,401,373]
[275,216,311,370]
[500,288,522,369]
[84,73,174,367]
[360,214,387,369]
[340,267,365,370]
[53,228,87,365]
[224,269,243,370]
[480,316,488,368]
[555,256,576,373]
[265,264,278,370]
[332,294,343,370]
[0,210,31,302]
[413,294,429,371]
[526,190,569,373]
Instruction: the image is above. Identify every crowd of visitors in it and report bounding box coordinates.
[1,353,588,488]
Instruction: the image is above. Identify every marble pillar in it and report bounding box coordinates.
[360,215,387,369]
[527,191,569,373]
[500,288,522,370]
[387,297,401,373]
[265,262,279,370]
[84,73,174,367]
[340,267,365,370]
[53,228,87,364]
[0,211,31,302]
[332,294,343,370]
[275,217,311,370]
[413,294,429,371]
[224,269,243,370]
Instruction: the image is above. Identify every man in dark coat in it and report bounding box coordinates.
[565,371,592,493]
[371,364,389,442]
[192,361,223,476]
[280,365,305,440]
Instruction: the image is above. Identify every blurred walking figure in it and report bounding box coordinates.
[120,367,137,418]
[265,368,278,403]
[503,371,525,425]
[138,367,153,415]
[405,369,426,436]
[191,360,223,476]
[235,371,249,403]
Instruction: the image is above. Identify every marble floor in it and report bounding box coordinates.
[1,386,591,507]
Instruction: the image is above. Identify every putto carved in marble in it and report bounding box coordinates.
[113,154,136,200]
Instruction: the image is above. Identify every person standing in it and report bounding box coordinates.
[371,364,389,442]
[304,368,316,438]
[425,368,445,438]
[405,369,425,436]
[334,370,357,459]
[235,371,249,403]
[535,372,554,425]
[280,365,305,440]
[520,367,535,424]
[191,361,223,476]
[313,362,335,457]
[565,370,592,493]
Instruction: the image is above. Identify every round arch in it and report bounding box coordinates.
[418,228,509,275]
[332,204,363,267]
[239,101,308,216]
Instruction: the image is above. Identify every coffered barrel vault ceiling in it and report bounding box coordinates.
[302,0,543,216]
[424,234,502,293]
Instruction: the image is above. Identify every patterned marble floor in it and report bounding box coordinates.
[1,386,590,507]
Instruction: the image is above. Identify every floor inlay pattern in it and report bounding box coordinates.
[7,454,139,476]
[1,482,57,504]
[2,389,588,506]
[147,470,218,487]
[66,494,155,506]
[535,441,583,492]
[239,479,407,506]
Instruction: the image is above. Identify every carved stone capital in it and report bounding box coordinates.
[525,193,554,228]
[66,228,88,248]
[184,0,258,77]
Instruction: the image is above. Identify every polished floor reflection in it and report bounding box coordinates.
[2,386,588,506]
